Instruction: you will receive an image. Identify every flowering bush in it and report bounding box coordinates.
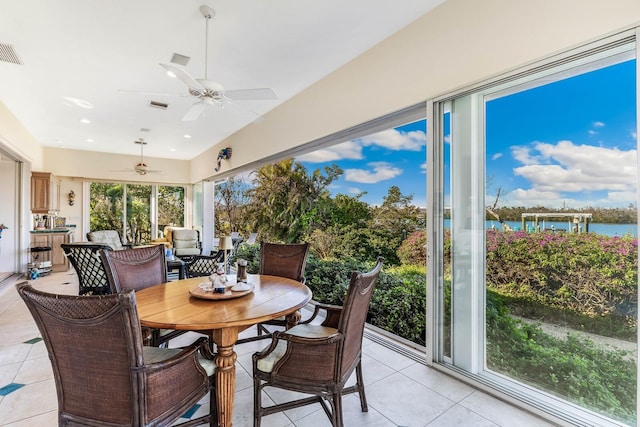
[485,230,637,331]
[397,230,426,265]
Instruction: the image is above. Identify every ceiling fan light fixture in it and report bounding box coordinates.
[135,162,148,175]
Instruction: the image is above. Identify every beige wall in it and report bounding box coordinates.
[192,0,640,183]
[43,147,190,185]
[0,102,43,168]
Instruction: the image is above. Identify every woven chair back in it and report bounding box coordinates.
[259,242,310,282]
[17,283,143,424]
[61,243,113,295]
[337,257,384,376]
[186,252,225,278]
[100,244,167,293]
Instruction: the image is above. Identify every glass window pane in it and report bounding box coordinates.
[89,182,124,234]
[484,59,637,424]
[126,184,151,245]
[158,185,185,234]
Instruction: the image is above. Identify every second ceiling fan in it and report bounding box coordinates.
[161,5,278,121]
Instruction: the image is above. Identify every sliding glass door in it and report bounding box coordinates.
[432,32,638,425]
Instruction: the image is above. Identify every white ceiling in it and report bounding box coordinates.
[0,0,444,161]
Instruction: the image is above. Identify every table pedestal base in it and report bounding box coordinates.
[213,329,239,427]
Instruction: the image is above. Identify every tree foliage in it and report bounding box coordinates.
[157,186,185,230]
[89,182,124,232]
[214,176,252,236]
[372,186,424,236]
[245,159,342,243]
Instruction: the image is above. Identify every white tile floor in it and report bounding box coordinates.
[0,271,557,426]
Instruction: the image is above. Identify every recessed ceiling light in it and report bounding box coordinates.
[80,118,91,124]
[86,138,94,143]
[170,148,177,152]
[166,70,177,78]
[184,134,191,139]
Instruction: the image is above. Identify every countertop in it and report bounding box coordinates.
[30,228,73,234]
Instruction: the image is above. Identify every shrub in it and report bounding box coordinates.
[487,293,637,425]
[232,243,260,273]
[485,230,637,337]
[397,230,426,265]
[305,258,426,345]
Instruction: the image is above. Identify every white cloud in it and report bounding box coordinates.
[296,140,362,163]
[606,191,637,204]
[510,140,637,196]
[588,130,597,135]
[506,188,562,203]
[345,162,403,183]
[358,128,425,151]
[491,153,503,160]
[510,144,543,165]
[347,187,361,194]
[632,131,637,140]
[593,121,605,128]
[420,162,427,174]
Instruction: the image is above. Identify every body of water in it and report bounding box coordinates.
[443,219,637,237]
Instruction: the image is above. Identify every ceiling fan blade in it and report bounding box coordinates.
[160,63,206,92]
[182,101,208,121]
[224,88,278,101]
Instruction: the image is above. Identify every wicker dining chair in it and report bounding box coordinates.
[16,282,216,427]
[100,244,186,347]
[184,252,225,278]
[237,242,310,345]
[61,242,113,295]
[252,257,384,427]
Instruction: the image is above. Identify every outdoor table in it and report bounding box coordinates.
[134,274,312,427]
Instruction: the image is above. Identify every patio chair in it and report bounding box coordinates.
[252,257,384,427]
[87,229,131,250]
[184,252,225,278]
[172,228,202,258]
[61,242,113,295]
[16,282,216,427]
[100,244,186,347]
[237,242,310,345]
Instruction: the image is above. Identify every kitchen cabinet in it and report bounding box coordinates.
[31,172,60,214]
[30,230,72,272]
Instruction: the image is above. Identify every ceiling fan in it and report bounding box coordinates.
[159,5,278,121]
[112,139,162,175]
[133,139,162,175]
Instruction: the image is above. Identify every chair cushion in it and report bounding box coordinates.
[143,346,215,376]
[173,239,196,249]
[88,230,124,250]
[175,247,201,256]
[256,324,338,373]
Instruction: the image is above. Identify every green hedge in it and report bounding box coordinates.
[487,293,637,425]
[485,230,638,338]
[233,248,428,345]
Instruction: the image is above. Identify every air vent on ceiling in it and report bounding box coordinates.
[170,53,190,66]
[147,100,168,110]
[140,127,151,132]
[0,43,22,65]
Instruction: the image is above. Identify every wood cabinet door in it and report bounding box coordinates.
[50,233,69,272]
[31,173,50,213]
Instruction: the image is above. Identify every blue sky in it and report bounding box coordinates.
[297,120,427,207]
[293,58,636,210]
[486,58,637,209]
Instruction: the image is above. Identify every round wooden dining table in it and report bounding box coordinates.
[134,274,312,427]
